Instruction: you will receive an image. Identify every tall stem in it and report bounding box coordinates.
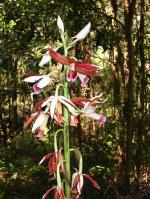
[63,37,70,199]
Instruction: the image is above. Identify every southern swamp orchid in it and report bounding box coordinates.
[42,185,66,199]
[23,96,80,132]
[71,95,106,126]
[23,111,49,141]
[71,171,100,197]
[81,105,106,126]
[23,73,52,94]
[49,49,99,86]
[39,149,64,177]
[41,95,80,119]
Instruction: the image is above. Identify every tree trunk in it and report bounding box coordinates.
[136,0,145,189]
[123,0,136,194]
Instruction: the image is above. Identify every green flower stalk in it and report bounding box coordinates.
[62,35,71,198]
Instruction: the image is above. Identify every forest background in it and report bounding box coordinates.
[0,0,150,198]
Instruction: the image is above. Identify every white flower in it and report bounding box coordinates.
[57,15,64,33]
[73,22,91,40]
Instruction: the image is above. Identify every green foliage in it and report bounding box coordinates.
[0,133,54,199]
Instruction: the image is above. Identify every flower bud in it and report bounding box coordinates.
[57,15,64,33]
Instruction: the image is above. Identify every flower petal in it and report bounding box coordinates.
[23,75,44,83]
[40,114,49,130]
[42,186,57,199]
[82,174,100,190]
[85,112,100,120]
[32,112,46,132]
[23,112,39,129]
[67,66,78,82]
[90,93,103,101]
[59,98,77,115]
[78,73,89,87]
[59,96,78,108]
[71,97,90,108]
[84,105,96,113]
[76,63,99,76]
[57,15,64,33]
[33,83,42,95]
[32,98,48,111]
[99,114,106,125]
[70,115,79,126]
[49,49,73,65]
[54,112,64,124]
[50,98,58,119]
[73,22,91,40]
[37,76,51,88]
[41,96,55,107]
[37,130,45,141]
[39,51,51,66]
[59,96,79,115]
[39,152,55,165]
[71,172,84,195]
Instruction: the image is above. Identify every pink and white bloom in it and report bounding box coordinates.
[82,105,106,126]
[49,49,99,87]
[41,95,79,119]
[23,73,52,94]
[71,95,106,126]
[71,171,100,197]
[72,22,91,40]
[70,115,79,127]
[23,111,49,141]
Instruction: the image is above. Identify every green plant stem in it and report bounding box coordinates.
[63,36,70,199]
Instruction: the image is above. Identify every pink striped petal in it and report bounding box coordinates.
[99,114,106,125]
[78,73,89,87]
[33,84,42,95]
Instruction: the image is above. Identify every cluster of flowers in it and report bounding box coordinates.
[24,93,106,141]
[23,16,106,199]
[39,149,100,199]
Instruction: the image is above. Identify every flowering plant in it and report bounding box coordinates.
[23,16,106,199]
